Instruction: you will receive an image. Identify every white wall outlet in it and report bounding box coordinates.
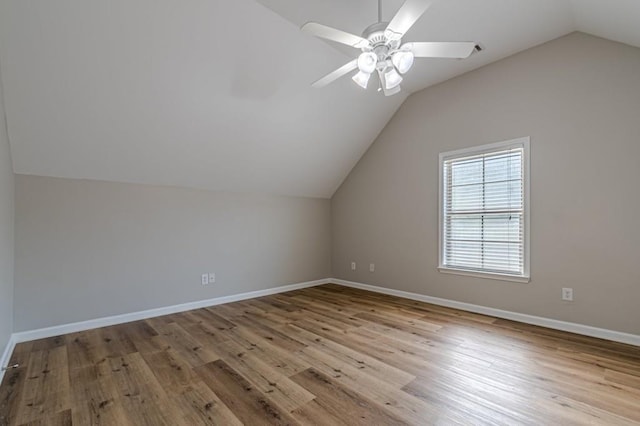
[562,287,573,301]
[351,261,356,271]
[369,263,375,272]
[208,273,216,283]
[201,273,209,285]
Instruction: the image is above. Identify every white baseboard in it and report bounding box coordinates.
[4,276,638,375]
[332,278,640,347]
[11,279,330,345]
[0,334,17,385]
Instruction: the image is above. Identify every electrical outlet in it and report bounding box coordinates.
[201,274,209,285]
[562,287,573,301]
[369,263,375,272]
[208,273,216,283]
[351,261,356,271]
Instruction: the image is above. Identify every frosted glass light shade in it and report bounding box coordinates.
[357,52,377,74]
[384,68,403,89]
[392,51,414,74]
[352,70,371,89]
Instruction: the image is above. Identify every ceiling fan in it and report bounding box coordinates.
[301,0,480,96]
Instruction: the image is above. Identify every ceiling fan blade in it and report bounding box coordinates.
[312,59,359,88]
[404,41,477,58]
[384,0,432,41]
[377,70,402,97]
[302,22,371,49]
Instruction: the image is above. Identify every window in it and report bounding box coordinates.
[439,137,530,282]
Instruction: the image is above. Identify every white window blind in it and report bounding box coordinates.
[440,138,529,280]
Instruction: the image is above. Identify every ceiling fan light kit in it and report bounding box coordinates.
[301,0,480,96]
[352,70,372,89]
[357,51,378,73]
[392,50,415,74]
[384,67,403,89]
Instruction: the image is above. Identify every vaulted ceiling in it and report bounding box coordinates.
[0,0,638,198]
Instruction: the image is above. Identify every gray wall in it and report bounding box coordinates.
[15,175,330,331]
[0,74,14,352]
[332,32,640,335]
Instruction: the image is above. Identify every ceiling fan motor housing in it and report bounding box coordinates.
[362,22,389,45]
[362,22,401,72]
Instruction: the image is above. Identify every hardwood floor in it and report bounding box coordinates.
[1,284,639,425]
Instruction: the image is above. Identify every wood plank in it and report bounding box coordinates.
[0,366,28,425]
[101,352,182,425]
[139,348,194,392]
[170,381,243,426]
[604,368,640,390]
[96,326,138,358]
[145,320,219,368]
[17,408,72,426]
[273,293,365,328]
[29,337,66,353]
[403,374,529,425]
[68,364,132,426]
[215,338,315,412]
[293,345,466,424]
[290,368,406,426]
[65,329,108,369]
[13,346,71,425]
[283,324,416,389]
[195,360,300,425]
[229,314,307,352]
[222,326,310,377]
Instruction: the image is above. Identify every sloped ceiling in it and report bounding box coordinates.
[0,0,638,198]
[0,0,405,198]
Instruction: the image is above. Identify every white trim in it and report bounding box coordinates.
[11,279,330,344]
[0,334,18,384]
[438,136,531,281]
[523,137,531,279]
[438,267,530,283]
[332,278,640,347]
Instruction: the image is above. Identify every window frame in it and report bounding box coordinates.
[438,137,530,283]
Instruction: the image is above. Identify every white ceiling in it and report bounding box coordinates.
[0,0,638,198]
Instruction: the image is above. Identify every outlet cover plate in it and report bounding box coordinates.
[562,287,573,301]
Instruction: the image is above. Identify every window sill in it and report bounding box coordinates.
[438,267,530,283]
